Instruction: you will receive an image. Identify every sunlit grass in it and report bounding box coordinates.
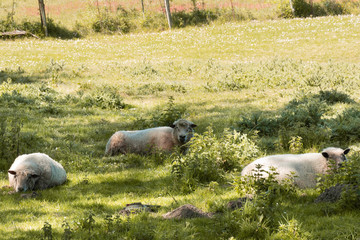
[0,15,360,239]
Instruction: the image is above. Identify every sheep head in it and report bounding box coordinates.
[321,147,350,169]
[171,119,197,144]
[8,170,40,192]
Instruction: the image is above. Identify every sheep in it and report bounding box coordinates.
[105,119,197,156]
[241,147,350,188]
[8,153,67,192]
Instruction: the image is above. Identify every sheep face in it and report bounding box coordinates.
[321,147,350,168]
[171,119,197,144]
[8,170,40,192]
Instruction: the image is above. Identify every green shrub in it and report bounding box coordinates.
[132,96,186,129]
[81,85,125,110]
[278,124,331,150]
[172,9,217,28]
[236,111,278,137]
[150,96,186,127]
[278,0,348,18]
[138,13,167,31]
[315,90,354,105]
[92,12,131,34]
[292,0,313,17]
[237,94,333,150]
[279,98,327,128]
[321,0,346,15]
[329,107,360,143]
[172,127,259,192]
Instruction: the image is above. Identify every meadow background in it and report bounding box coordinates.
[1,0,360,239]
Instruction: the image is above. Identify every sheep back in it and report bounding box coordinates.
[105,127,177,155]
[241,147,349,189]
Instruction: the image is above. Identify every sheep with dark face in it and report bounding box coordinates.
[105,119,197,156]
[241,147,350,188]
[8,153,67,192]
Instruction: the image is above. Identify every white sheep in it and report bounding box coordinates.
[241,147,350,188]
[8,153,67,192]
[105,119,197,156]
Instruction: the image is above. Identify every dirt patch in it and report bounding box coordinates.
[315,184,357,203]
[163,204,213,219]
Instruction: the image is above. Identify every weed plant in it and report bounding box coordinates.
[172,127,259,192]
[236,90,358,151]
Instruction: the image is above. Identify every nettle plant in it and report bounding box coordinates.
[234,164,297,198]
[171,127,259,192]
[234,164,297,228]
[316,151,360,210]
[317,151,360,191]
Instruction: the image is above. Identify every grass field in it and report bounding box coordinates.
[0,14,360,239]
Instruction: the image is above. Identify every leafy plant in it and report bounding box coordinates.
[81,212,95,237]
[172,127,259,192]
[81,85,125,110]
[329,107,360,143]
[42,222,53,240]
[62,221,73,240]
[289,136,303,153]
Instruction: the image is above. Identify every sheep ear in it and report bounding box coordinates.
[344,148,350,155]
[8,170,16,175]
[170,123,176,128]
[322,152,329,159]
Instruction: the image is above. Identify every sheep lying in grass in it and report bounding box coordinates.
[105,119,197,156]
[241,147,350,188]
[8,153,67,192]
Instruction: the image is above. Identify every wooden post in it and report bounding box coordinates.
[164,0,172,29]
[141,0,145,14]
[289,0,295,16]
[38,0,48,36]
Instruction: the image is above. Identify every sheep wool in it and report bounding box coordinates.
[8,153,67,192]
[241,147,350,188]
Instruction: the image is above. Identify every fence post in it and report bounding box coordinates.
[38,0,48,36]
[164,0,172,29]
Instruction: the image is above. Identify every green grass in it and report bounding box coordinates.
[0,15,360,239]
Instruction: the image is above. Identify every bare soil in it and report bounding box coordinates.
[315,184,356,203]
[163,204,213,219]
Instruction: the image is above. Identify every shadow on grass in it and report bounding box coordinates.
[0,208,46,224]
[0,68,45,84]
